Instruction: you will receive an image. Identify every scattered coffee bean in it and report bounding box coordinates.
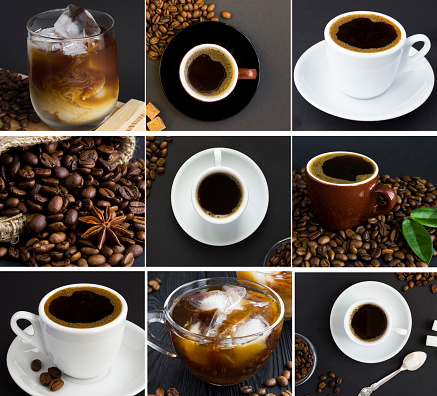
[31,359,42,371]
[40,372,51,386]
[280,392,292,396]
[277,375,288,386]
[146,136,172,198]
[240,385,253,394]
[48,367,62,378]
[282,370,291,380]
[155,388,165,396]
[256,389,267,395]
[293,168,437,267]
[49,378,64,391]
[221,11,231,19]
[264,378,277,387]
[167,388,179,396]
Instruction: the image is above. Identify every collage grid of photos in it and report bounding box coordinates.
[0,0,435,395]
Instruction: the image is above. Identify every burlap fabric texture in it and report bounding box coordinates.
[0,136,136,244]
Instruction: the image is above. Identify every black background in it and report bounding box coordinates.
[295,272,437,395]
[147,271,292,395]
[1,0,145,103]
[293,136,437,266]
[146,0,291,131]
[0,136,145,267]
[292,0,437,130]
[0,271,145,395]
[146,136,291,267]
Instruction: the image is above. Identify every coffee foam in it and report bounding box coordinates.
[185,48,234,97]
[330,14,402,53]
[309,153,375,184]
[44,286,123,329]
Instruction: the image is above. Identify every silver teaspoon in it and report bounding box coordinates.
[358,351,427,396]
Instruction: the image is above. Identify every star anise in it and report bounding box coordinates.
[79,206,130,250]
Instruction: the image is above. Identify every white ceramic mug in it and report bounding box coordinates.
[10,283,127,379]
[179,43,257,102]
[324,11,431,99]
[344,299,407,347]
[191,148,248,224]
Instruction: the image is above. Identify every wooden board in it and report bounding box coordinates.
[4,71,145,131]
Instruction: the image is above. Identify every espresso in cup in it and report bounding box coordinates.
[196,172,243,218]
[350,303,388,342]
[44,286,123,329]
[330,13,401,53]
[308,152,376,184]
[185,48,234,97]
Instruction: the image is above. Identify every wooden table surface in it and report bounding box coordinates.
[147,271,292,396]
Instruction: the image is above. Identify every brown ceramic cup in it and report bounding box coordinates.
[305,152,397,230]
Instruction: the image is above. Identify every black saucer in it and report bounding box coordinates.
[160,22,260,121]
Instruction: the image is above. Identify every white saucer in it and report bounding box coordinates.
[330,281,412,364]
[294,41,434,121]
[7,321,145,396]
[171,148,269,246]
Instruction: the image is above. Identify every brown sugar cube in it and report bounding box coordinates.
[146,102,160,120]
[147,117,166,131]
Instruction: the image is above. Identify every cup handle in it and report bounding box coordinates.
[238,68,257,80]
[367,184,397,217]
[391,326,408,336]
[213,148,222,167]
[147,309,177,358]
[399,34,431,72]
[10,311,48,355]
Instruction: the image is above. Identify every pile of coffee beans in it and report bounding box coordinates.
[315,371,342,394]
[296,336,314,384]
[397,272,437,293]
[265,239,291,267]
[0,137,145,267]
[0,69,40,131]
[239,361,292,396]
[149,388,179,396]
[146,136,173,198]
[293,168,437,267]
[146,0,232,60]
[148,277,162,293]
[31,360,64,392]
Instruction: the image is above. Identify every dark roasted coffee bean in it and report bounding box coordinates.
[49,378,64,391]
[167,389,179,396]
[40,372,51,386]
[156,388,165,396]
[31,359,42,371]
[240,386,253,394]
[264,378,277,387]
[26,213,47,234]
[48,367,62,378]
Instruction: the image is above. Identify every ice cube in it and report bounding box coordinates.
[187,318,207,335]
[223,285,247,307]
[187,290,230,311]
[54,4,101,39]
[30,28,63,53]
[232,313,270,338]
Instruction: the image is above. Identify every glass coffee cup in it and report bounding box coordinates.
[148,277,284,385]
[27,7,119,130]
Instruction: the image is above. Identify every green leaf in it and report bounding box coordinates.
[410,207,437,227]
[402,218,433,264]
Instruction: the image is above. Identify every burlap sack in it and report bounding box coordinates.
[0,136,136,244]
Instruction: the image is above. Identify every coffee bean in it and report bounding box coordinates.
[26,213,47,234]
[277,376,288,386]
[49,378,64,391]
[222,11,231,18]
[156,388,165,396]
[121,252,134,267]
[40,372,51,386]
[264,378,277,387]
[256,389,267,396]
[48,367,62,378]
[240,386,253,394]
[167,389,179,396]
[334,386,341,394]
[280,392,292,396]
[31,359,42,371]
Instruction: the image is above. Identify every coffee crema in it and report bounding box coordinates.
[330,14,401,53]
[309,153,376,184]
[44,286,122,329]
[185,48,234,97]
[350,303,387,342]
[197,172,243,218]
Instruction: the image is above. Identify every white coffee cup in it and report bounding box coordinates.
[344,299,407,347]
[191,148,248,224]
[179,43,257,102]
[10,283,127,379]
[324,11,431,99]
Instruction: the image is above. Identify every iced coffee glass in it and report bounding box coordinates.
[148,277,284,385]
[27,7,119,131]
[237,271,292,320]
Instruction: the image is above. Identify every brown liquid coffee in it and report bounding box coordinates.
[309,153,376,184]
[330,14,401,53]
[350,303,387,342]
[197,172,243,218]
[185,48,234,97]
[44,286,122,329]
